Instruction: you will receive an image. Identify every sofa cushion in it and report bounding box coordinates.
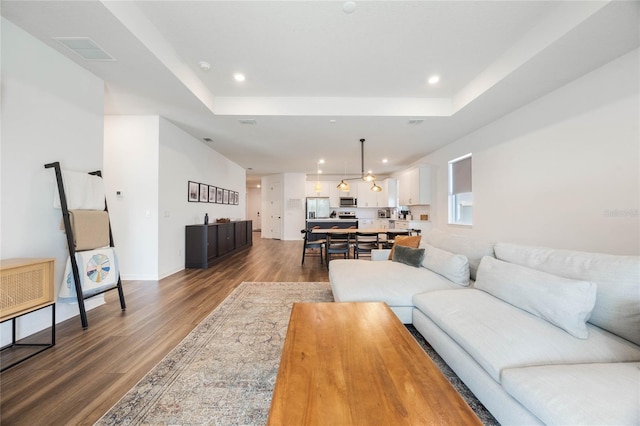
[420,243,470,286]
[502,362,640,426]
[494,243,640,346]
[329,259,461,307]
[392,245,425,268]
[412,289,640,383]
[387,235,421,260]
[423,229,494,280]
[475,256,597,339]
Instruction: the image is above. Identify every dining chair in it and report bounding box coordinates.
[353,231,380,259]
[325,232,351,268]
[383,231,406,249]
[301,227,325,265]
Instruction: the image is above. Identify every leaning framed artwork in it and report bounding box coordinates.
[199,184,208,202]
[188,181,199,202]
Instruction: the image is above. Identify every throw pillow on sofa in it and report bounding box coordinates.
[392,244,425,268]
[388,235,421,260]
[494,242,640,346]
[420,242,470,286]
[475,256,597,339]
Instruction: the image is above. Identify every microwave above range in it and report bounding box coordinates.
[339,197,357,207]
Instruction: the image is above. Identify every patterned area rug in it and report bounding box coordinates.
[97,282,497,425]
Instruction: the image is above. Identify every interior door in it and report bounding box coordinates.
[267,180,282,239]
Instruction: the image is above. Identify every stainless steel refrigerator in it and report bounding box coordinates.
[306,197,330,219]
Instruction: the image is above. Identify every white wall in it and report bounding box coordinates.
[419,49,639,255]
[103,116,160,280]
[282,173,306,241]
[158,117,246,278]
[1,18,106,341]
[261,173,305,241]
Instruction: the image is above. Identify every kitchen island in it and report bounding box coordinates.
[306,219,358,242]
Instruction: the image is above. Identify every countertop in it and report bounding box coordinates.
[306,218,358,221]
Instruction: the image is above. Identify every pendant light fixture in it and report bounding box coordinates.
[337,161,350,192]
[314,161,322,193]
[336,139,380,192]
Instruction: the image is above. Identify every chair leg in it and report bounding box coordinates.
[301,244,306,265]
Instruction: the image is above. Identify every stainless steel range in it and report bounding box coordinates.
[338,211,356,219]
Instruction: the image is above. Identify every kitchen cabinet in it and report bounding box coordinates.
[398,165,432,206]
[373,219,390,229]
[356,178,397,208]
[331,182,357,207]
[305,181,331,197]
[185,221,253,268]
[306,180,356,206]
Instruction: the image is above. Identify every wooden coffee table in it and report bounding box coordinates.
[267,302,482,425]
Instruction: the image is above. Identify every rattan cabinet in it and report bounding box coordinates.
[0,258,56,371]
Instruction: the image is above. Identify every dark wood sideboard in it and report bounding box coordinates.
[185,220,253,268]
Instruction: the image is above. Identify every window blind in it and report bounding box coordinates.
[451,156,472,195]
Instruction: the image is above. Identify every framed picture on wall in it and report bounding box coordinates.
[223,189,229,204]
[233,191,239,205]
[188,181,199,202]
[199,184,208,202]
[216,187,223,204]
[209,186,216,203]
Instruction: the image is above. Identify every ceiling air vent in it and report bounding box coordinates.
[53,37,115,61]
[408,119,425,125]
[238,119,257,125]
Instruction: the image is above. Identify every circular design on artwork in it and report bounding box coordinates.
[86,254,110,283]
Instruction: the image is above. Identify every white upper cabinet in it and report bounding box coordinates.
[398,165,432,206]
[305,181,330,197]
[356,178,397,207]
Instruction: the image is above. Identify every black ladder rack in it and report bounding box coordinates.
[45,161,126,329]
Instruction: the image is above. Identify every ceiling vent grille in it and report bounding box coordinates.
[408,119,425,125]
[53,37,115,61]
[238,119,257,125]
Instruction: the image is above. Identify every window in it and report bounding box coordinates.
[448,154,473,225]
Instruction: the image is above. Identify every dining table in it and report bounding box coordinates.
[310,228,413,250]
[310,228,412,235]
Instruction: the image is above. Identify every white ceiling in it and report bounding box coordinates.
[3,1,638,186]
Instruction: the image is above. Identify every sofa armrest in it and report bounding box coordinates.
[371,249,391,261]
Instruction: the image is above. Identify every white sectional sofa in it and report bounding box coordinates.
[329,230,640,425]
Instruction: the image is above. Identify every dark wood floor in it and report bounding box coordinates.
[0,233,329,425]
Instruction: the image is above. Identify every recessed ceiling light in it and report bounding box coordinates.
[382,159,388,164]
[238,118,256,125]
[343,1,357,14]
[257,184,261,188]
[428,75,440,85]
[408,119,425,125]
[329,119,336,123]
[234,73,246,82]
[198,61,211,71]
[318,159,325,164]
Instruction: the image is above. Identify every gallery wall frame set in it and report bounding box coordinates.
[188,181,239,204]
